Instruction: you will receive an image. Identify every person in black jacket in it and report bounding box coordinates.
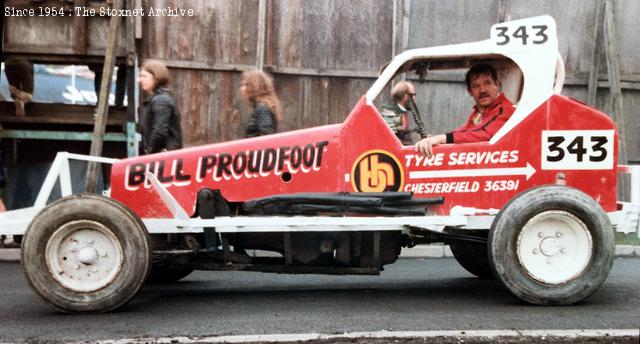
[139,59,183,154]
[240,70,283,137]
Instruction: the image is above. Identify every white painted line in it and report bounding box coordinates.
[83,329,639,344]
[410,163,536,180]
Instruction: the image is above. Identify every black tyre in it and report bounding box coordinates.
[449,241,493,279]
[21,194,152,313]
[488,186,614,305]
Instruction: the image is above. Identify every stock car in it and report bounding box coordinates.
[2,15,632,313]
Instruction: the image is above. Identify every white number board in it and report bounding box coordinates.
[491,15,557,48]
[541,130,614,170]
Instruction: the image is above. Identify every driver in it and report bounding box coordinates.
[415,63,515,157]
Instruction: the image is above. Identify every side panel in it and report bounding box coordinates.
[110,124,344,218]
[345,95,618,213]
[111,94,618,219]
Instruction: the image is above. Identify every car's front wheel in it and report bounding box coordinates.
[21,194,151,313]
[488,186,615,305]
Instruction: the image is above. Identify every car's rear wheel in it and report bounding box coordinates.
[489,186,614,305]
[22,194,151,313]
[449,241,493,279]
[147,265,194,283]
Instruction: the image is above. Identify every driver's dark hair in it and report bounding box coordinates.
[465,63,498,89]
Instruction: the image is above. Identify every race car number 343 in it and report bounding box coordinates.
[541,130,614,170]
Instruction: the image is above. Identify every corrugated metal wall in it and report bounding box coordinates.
[136,0,639,162]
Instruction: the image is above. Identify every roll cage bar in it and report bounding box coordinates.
[365,15,565,144]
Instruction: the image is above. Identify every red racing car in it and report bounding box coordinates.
[6,16,631,313]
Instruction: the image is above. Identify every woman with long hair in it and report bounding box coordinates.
[240,70,283,137]
[139,59,183,154]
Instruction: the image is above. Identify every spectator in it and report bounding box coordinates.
[240,70,282,137]
[139,59,183,154]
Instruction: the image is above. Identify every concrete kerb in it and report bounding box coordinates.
[0,249,19,261]
[1,245,639,262]
[71,329,640,344]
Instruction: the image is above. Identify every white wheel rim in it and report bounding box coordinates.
[516,210,592,285]
[46,220,123,292]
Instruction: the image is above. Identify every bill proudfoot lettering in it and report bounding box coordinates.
[125,141,330,191]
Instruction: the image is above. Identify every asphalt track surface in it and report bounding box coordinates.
[1,258,639,343]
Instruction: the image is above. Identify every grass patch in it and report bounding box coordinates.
[615,231,640,245]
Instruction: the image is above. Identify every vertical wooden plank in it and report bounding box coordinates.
[276,0,302,69]
[391,0,402,58]
[265,0,275,66]
[603,0,626,164]
[391,0,403,87]
[273,74,303,133]
[256,0,267,69]
[587,0,604,107]
[497,0,509,23]
[401,0,410,53]
[74,0,87,54]
[134,0,143,39]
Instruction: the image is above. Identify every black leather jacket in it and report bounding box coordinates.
[245,103,277,137]
[141,88,183,154]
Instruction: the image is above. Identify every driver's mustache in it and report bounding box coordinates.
[479,92,489,98]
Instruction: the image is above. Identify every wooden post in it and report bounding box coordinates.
[256,0,268,70]
[135,0,143,39]
[126,0,138,157]
[391,0,402,58]
[400,0,410,54]
[587,0,604,107]
[497,0,509,23]
[74,0,87,54]
[264,0,274,69]
[392,0,406,83]
[84,0,122,193]
[603,0,626,164]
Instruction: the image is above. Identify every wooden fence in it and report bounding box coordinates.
[3,0,639,161]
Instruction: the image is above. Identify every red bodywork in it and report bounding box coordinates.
[110,94,618,219]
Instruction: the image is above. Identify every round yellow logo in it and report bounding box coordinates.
[351,150,404,192]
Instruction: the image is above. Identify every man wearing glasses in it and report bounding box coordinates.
[381,81,416,145]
